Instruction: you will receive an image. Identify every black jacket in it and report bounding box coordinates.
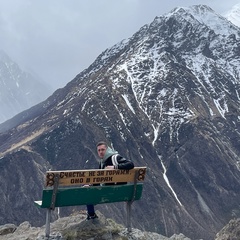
[99,154,134,170]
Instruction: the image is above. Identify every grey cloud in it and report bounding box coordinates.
[0,0,239,89]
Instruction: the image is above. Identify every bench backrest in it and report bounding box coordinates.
[45,167,146,187]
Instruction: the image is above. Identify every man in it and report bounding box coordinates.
[86,141,134,220]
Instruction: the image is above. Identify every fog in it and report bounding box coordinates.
[0,0,239,89]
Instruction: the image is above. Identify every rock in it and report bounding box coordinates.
[169,233,192,240]
[0,211,192,240]
[0,224,17,235]
[215,218,240,240]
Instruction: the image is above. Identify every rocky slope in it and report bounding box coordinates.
[0,4,240,240]
[1,212,239,240]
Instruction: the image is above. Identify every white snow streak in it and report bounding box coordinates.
[160,157,183,206]
[122,94,135,114]
[213,97,228,119]
[152,123,160,146]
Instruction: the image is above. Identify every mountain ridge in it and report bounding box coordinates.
[0,50,52,124]
[225,3,240,27]
[0,5,240,240]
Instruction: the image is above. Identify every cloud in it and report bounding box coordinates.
[0,0,239,89]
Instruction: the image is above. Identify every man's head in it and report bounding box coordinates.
[96,141,108,159]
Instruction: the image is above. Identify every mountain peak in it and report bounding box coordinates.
[0,52,52,123]
[224,3,240,27]
[169,4,215,18]
[168,4,240,36]
[173,4,214,13]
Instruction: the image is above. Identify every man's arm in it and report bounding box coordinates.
[114,155,134,169]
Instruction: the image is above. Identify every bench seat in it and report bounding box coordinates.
[34,183,143,208]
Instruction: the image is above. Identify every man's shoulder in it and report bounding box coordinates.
[111,154,123,160]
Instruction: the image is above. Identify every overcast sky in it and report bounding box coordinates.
[0,0,239,90]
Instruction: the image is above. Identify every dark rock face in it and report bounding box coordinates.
[0,5,240,240]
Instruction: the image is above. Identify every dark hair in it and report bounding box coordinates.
[96,141,108,147]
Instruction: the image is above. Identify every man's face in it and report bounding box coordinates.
[97,144,107,158]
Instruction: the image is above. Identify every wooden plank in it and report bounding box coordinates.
[45,167,146,187]
[35,183,144,208]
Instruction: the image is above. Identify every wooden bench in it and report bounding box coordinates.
[34,167,147,238]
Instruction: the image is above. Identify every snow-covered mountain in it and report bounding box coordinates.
[0,51,52,123]
[0,5,240,240]
[224,3,240,27]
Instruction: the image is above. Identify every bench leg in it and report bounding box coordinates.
[126,201,132,232]
[45,208,51,238]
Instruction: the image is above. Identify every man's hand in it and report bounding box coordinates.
[105,166,114,169]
